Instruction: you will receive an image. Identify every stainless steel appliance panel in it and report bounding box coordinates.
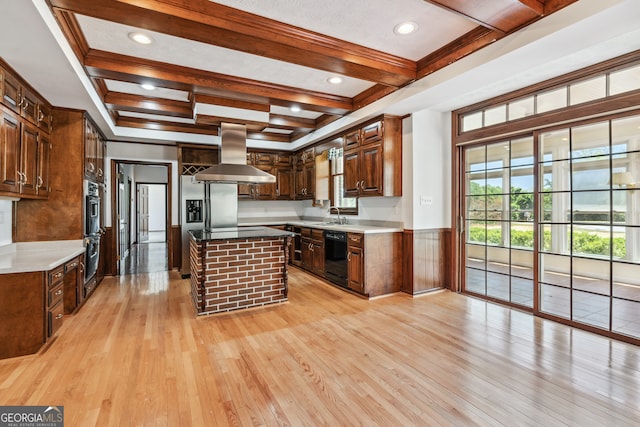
[180,175,204,277]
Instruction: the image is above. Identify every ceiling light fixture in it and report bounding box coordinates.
[128,32,153,45]
[290,105,301,113]
[141,83,156,90]
[394,21,418,35]
[327,76,343,85]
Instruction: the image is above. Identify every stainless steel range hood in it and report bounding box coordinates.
[194,123,276,184]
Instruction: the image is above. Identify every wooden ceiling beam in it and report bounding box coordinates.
[247,131,292,143]
[84,49,353,115]
[193,94,270,113]
[268,114,316,130]
[49,0,416,87]
[195,115,268,131]
[105,91,193,118]
[116,115,216,135]
[423,0,543,33]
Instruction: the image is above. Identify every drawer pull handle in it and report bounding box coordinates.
[55,289,62,296]
[54,272,63,279]
[55,313,63,320]
[347,252,351,261]
[69,262,78,268]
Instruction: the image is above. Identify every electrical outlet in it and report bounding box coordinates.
[420,196,433,206]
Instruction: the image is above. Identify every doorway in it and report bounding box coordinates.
[112,161,172,275]
[137,183,167,243]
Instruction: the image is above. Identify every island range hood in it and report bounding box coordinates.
[194,123,276,184]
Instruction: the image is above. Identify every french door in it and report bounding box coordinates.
[461,113,640,343]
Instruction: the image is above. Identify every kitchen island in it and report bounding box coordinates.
[189,226,294,315]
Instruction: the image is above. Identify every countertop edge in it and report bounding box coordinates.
[0,241,85,275]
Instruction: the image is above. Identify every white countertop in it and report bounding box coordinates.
[239,219,403,234]
[0,240,85,274]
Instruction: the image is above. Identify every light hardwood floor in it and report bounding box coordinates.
[1,268,639,426]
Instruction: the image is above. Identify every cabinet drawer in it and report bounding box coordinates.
[48,283,63,307]
[48,265,64,288]
[84,276,97,298]
[300,227,312,238]
[48,300,64,337]
[347,233,364,247]
[311,229,324,241]
[65,258,80,273]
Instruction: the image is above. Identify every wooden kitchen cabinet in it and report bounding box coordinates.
[343,116,401,198]
[346,231,402,297]
[47,265,65,338]
[275,166,293,199]
[347,233,364,294]
[239,151,293,200]
[84,116,105,182]
[0,61,52,199]
[63,256,83,314]
[301,228,324,276]
[0,106,49,198]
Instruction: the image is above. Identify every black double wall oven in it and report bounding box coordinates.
[84,180,101,282]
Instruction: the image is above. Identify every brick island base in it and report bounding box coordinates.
[190,230,292,315]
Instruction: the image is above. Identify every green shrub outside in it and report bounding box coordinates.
[468,226,626,258]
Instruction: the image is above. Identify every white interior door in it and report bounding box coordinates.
[138,184,149,242]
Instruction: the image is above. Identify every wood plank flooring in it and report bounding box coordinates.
[1,268,639,426]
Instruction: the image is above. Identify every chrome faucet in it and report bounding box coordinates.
[329,206,347,224]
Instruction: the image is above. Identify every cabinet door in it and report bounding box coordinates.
[37,102,52,133]
[303,164,315,199]
[20,88,38,125]
[254,165,276,200]
[301,238,313,269]
[312,242,325,276]
[0,109,20,193]
[344,130,360,150]
[275,167,293,200]
[273,153,290,166]
[237,183,253,199]
[19,122,38,196]
[36,133,51,196]
[294,165,306,199]
[359,143,383,197]
[96,134,105,183]
[1,70,20,114]
[347,245,364,293]
[253,152,273,165]
[361,121,383,145]
[84,118,96,178]
[343,149,360,198]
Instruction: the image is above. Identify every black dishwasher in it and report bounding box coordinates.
[324,230,347,287]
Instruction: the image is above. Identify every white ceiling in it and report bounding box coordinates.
[0,0,638,149]
[210,0,477,61]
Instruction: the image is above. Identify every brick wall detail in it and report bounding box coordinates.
[190,237,289,315]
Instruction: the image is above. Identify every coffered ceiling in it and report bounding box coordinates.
[45,0,577,144]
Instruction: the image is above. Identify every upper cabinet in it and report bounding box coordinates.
[294,146,315,200]
[0,60,52,199]
[84,115,106,183]
[240,151,293,200]
[343,116,402,198]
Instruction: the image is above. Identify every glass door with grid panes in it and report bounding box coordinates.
[463,136,535,308]
[462,114,640,341]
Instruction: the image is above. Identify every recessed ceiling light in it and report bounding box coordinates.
[128,32,153,45]
[394,22,418,35]
[290,105,301,113]
[327,76,343,85]
[141,83,156,90]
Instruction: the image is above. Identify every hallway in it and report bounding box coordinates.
[121,241,168,275]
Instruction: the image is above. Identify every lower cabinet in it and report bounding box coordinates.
[0,254,87,360]
[347,232,403,298]
[300,227,324,277]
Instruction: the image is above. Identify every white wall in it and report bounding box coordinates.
[0,200,13,246]
[105,141,178,226]
[147,184,166,231]
[402,109,452,230]
[134,164,168,183]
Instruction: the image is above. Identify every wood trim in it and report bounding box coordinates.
[104,92,193,118]
[455,92,640,145]
[169,225,181,270]
[51,9,90,60]
[49,0,415,87]
[269,114,316,130]
[402,229,452,295]
[246,131,291,143]
[101,227,116,276]
[115,115,216,135]
[193,94,270,112]
[84,49,353,115]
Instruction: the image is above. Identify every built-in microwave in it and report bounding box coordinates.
[85,181,100,236]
